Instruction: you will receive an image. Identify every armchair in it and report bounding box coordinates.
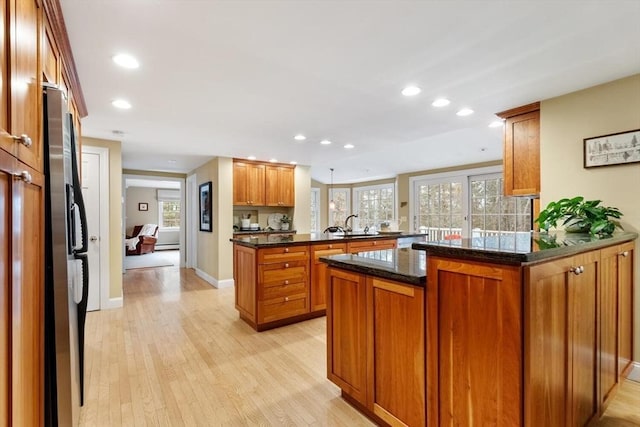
[125,224,159,255]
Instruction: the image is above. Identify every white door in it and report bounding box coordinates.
[81,149,106,311]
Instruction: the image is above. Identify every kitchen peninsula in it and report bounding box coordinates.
[231,232,425,331]
[321,231,637,426]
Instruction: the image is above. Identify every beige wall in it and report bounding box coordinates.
[125,187,158,234]
[193,157,234,283]
[293,165,312,233]
[540,73,640,359]
[83,137,123,300]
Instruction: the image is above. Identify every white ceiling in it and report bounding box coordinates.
[60,0,640,184]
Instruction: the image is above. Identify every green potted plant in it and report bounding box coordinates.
[280,215,292,231]
[535,196,623,236]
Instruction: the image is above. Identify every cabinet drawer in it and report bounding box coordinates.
[260,281,308,300]
[258,245,309,263]
[259,261,308,285]
[312,242,347,253]
[259,294,309,323]
[348,239,396,253]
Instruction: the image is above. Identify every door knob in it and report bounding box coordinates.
[90,236,98,242]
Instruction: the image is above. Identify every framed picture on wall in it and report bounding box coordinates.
[584,129,640,168]
[138,202,148,211]
[199,181,212,232]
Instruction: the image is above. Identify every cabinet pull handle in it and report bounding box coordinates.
[570,266,584,275]
[621,251,629,257]
[12,134,32,148]
[284,263,289,268]
[15,170,32,184]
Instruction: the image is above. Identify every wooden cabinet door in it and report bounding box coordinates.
[310,243,346,312]
[0,150,13,426]
[247,163,265,206]
[427,256,521,426]
[368,277,425,426]
[0,152,44,426]
[600,245,620,406]
[234,244,257,323]
[233,161,250,205]
[497,102,540,197]
[0,0,10,156]
[265,165,295,207]
[526,250,599,427]
[347,239,396,254]
[617,242,634,378]
[326,267,367,404]
[8,0,41,171]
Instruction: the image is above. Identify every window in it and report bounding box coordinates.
[329,188,350,227]
[411,167,532,240]
[353,183,395,229]
[310,188,320,232]
[157,189,181,229]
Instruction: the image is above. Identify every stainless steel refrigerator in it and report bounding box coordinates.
[43,85,89,427]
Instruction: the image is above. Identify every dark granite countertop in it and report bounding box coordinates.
[412,231,638,265]
[320,248,426,286]
[232,229,297,235]
[230,232,427,248]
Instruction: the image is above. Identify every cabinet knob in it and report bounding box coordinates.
[373,241,377,245]
[12,134,32,148]
[284,297,289,302]
[284,280,289,285]
[284,248,289,253]
[621,251,629,257]
[570,266,584,275]
[328,244,332,249]
[15,170,32,184]
[284,263,289,268]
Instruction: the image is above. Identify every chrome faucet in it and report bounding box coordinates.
[344,214,358,232]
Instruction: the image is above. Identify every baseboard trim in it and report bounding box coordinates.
[628,361,640,382]
[155,244,179,250]
[195,268,234,289]
[106,296,123,309]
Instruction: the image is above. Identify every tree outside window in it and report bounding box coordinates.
[159,200,180,229]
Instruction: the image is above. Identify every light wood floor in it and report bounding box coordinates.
[80,266,640,426]
[80,267,373,426]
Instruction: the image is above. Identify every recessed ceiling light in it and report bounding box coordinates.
[456,108,474,116]
[112,129,125,136]
[112,99,132,109]
[432,98,450,107]
[269,158,278,163]
[294,134,306,141]
[344,144,355,149]
[320,140,332,145]
[489,120,504,128]
[247,155,256,160]
[289,161,297,165]
[402,86,421,96]
[112,53,139,69]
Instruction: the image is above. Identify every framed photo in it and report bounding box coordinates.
[199,181,212,232]
[138,202,148,211]
[584,129,640,168]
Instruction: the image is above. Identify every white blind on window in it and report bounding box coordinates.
[157,189,180,201]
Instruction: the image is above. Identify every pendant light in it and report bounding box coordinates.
[329,168,336,210]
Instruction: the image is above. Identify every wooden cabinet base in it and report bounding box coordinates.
[341,391,392,427]
[239,310,325,332]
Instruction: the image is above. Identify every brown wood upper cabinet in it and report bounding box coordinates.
[0,0,42,171]
[496,102,540,196]
[265,164,295,207]
[233,159,295,206]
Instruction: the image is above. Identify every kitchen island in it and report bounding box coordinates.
[230,232,425,331]
[322,231,637,426]
[413,231,637,426]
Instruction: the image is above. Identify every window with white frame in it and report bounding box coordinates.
[310,188,320,232]
[157,189,181,229]
[411,167,532,240]
[329,188,350,227]
[353,183,395,230]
